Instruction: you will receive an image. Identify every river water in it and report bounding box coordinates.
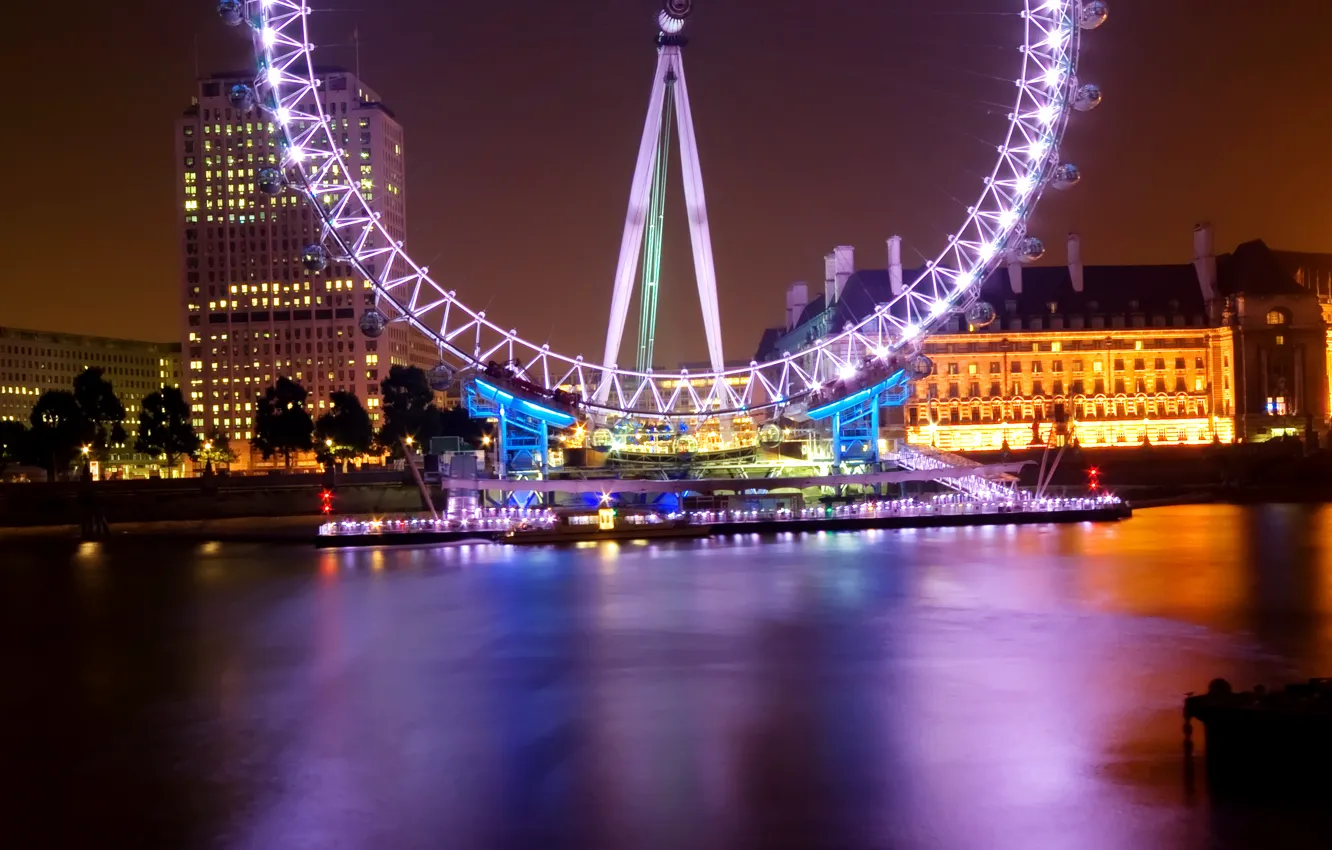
[3,504,1331,849]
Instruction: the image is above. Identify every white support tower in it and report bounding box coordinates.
[600,1,724,399]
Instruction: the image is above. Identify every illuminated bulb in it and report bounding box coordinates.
[289,146,306,162]
[979,242,997,260]
[261,27,277,47]
[998,209,1018,229]
[1016,174,1035,195]
[1042,0,1062,10]
[276,106,291,124]
[1046,28,1066,49]
[929,301,948,318]
[874,346,890,360]
[838,363,857,381]
[267,66,282,86]
[1037,103,1058,125]
[658,11,686,34]
[1029,137,1051,160]
[1043,65,1063,87]
[901,325,920,340]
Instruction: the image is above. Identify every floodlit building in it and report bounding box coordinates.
[0,326,181,473]
[757,226,1329,451]
[177,68,431,468]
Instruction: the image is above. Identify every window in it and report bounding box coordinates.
[1195,357,1204,369]
[1154,358,1166,370]
[1010,362,1022,373]
[1175,357,1186,370]
[1052,359,1063,372]
[989,361,1001,374]
[1266,309,1290,326]
[1113,359,1124,371]
[1275,335,1285,346]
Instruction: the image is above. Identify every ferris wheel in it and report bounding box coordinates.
[218,0,1109,422]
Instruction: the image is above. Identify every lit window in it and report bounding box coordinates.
[1265,309,1289,326]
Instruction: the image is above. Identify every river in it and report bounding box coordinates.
[3,504,1331,849]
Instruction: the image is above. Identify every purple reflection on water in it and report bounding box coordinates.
[3,505,1332,848]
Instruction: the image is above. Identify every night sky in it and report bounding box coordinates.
[8,0,1332,366]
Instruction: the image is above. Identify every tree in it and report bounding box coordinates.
[438,404,483,444]
[194,432,239,468]
[135,387,200,469]
[0,420,30,476]
[28,391,88,481]
[253,377,314,469]
[314,391,376,465]
[72,368,127,458]
[378,365,442,456]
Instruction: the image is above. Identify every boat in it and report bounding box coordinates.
[505,508,710,545]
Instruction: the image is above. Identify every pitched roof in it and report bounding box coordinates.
[755,239,1315,361]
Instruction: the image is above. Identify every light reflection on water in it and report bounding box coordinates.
[3,505,1332,848]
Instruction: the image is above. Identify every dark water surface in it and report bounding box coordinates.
[4,504,1332,849]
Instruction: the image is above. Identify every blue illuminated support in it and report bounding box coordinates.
[465,378,578,505]
[806,370,909,470]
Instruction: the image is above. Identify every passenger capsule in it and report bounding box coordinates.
[256,167,284,195]
[1079,0,1109,30]
[1051,163,1082,190]
[1018,236,1047,262]
[359,308,388,339]
[907,355,935,382]
[966,301,998,329]
[428,363,455,392]
[300,243,329,273]
[1073,83,1103,112]
[228,83,256,112]
[218,0,244,27]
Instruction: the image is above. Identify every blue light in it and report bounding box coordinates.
[806,370,908,421]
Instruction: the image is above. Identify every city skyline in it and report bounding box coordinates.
[8,0,1332,368]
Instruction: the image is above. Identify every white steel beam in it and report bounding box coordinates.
[600,51,673,397]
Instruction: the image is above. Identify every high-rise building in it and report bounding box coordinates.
[0,326,181,472]
[176,68,421,464]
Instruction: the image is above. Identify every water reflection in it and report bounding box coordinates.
[3,506,1332,848]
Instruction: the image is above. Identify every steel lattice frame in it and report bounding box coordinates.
[245,0,1100,420]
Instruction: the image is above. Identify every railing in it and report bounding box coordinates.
[892,444,1023,503]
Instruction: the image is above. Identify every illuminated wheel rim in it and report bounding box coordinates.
[248,1,1099,419]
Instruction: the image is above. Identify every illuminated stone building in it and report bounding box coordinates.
[757,227,1327,451]
[176,68,428,464]
[0,326,181,472]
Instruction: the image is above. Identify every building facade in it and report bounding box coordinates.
[177,69,428,466]
[756,226,1328,452]
[0,326,181,471]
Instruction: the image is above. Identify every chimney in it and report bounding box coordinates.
[1007,251,1023,294]
[888,235,904,295]
[785,282,809,330]
[825,245,855,304]
[1193,223,1218,302]
[1068,232,1084,292]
